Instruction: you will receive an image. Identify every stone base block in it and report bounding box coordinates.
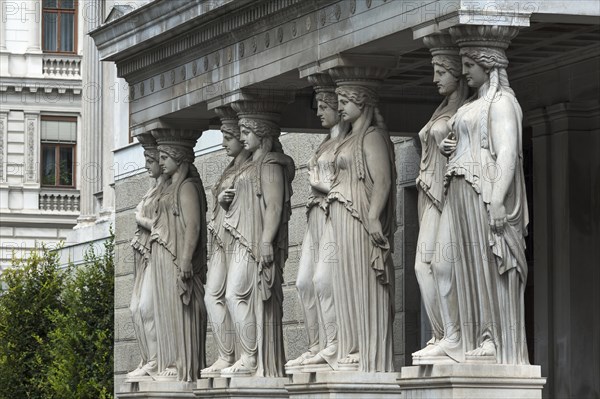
[399,364,546,399]
[117,380,196,398]
[195,376,289,398]
[285,371,402,398]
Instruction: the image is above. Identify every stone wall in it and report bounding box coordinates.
[113,132,420,387]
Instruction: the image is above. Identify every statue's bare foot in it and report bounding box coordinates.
[419,344,447,357]
[466,341,496,357]
[158,367,177,377]
[286,351,314,367]
[301,353,326,366]
[127,366,147,378]
[221,358,256,376]
[201,358,234,374]
[338,353,359,364]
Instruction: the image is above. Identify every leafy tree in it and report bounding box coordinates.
[0,247,65,399]
[0,232,115,399]
[45,234,114,399]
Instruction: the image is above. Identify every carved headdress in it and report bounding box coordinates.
[215,106,240,140]
[135,131,159,161]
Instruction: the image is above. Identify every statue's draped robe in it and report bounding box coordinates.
[130,180,161,372]
[433,85,529,364]
[326,125,396,372]
[151,176,208,381]
[223,152,295,377]
[205,154,250,363]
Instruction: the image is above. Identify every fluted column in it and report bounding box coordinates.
[25,0,41,53]
[78,0,103,223]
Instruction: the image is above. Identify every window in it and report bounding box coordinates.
[41,116,77,187]
[42,0,77,53]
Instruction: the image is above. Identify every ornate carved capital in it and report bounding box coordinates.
[307,73,335,94]
[328,66,388,90]
[449,25,520,50]
[134,131,159,152]
[231,100,286,124]
[151,128,202,149]
[423,33,459,58]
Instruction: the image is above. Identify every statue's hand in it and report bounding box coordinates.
[489,200,507,235]
[261,242,274,266]
[218,188,236,207]
[440,133,457,157]
[180,261,193,280]
[368,217,386,247]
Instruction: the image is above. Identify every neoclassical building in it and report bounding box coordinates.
[91,1,599,398]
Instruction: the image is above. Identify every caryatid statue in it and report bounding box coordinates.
[149,129,208,381]
[128,132,163,379]
[412,33,469,362]
[285,74,349,372]
[220,102,295,377]
[322,67,397,372]
[426,25,530,365]
[202,107,251,377]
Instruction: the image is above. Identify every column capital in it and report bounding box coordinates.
[449,25,520,50]
[307,73,335,93]
[328,65,389,88]
[133,131,158,152]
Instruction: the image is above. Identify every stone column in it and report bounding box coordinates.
[77,0,103,224]
[0,0,7,51]
[25,0,41,53]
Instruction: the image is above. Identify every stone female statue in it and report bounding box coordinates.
[324,77,397,372]
[128,134,163,378]
[286,78,349,371]
[412,35,469,359]
[220,114,295,377]
[202,112,251,376]
[150,130,208,381]
[427,26,529,365]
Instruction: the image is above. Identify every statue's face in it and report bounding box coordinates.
[240,126,261,153]
[159,151,179,176]
[222,133,243,158]
[433,65,459,96]
[317,100,338,129]
[462,56,488,88]
[338,94,362,123]
[145,156,161,179]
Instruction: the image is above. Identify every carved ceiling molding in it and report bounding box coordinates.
[125,0,390,104]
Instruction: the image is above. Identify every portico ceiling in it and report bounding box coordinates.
[91,0,600,135]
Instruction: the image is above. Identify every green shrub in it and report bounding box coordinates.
[0,232,115,399]
[0,247,65,399]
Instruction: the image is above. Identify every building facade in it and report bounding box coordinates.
[91,1,599,398]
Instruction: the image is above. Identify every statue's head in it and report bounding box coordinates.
[459,47,508,88]
[144,148,161,178]
[157,145,195,177]
[432,55,462,95]
[315,91,339,129]
[335,85,377,124]
[238,117,280,153]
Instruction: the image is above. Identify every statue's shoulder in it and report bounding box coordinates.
[263,152,296,181]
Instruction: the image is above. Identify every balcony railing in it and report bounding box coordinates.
[39,189,80,212]
[42,55,82,79]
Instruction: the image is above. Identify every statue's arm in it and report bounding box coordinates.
[364,131,392,246]
[179,181,201,278]
[308,166,330,194]
[488,96,519,233]
[135,201,153,230]
[260,163,284,265]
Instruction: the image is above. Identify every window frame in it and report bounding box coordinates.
[42,0,78,54]
[40,116,77,188]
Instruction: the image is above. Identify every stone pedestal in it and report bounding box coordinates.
[117,380,196,398]
[399,364,546,399]
[285,371,402,398]
[195,377,289,398]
